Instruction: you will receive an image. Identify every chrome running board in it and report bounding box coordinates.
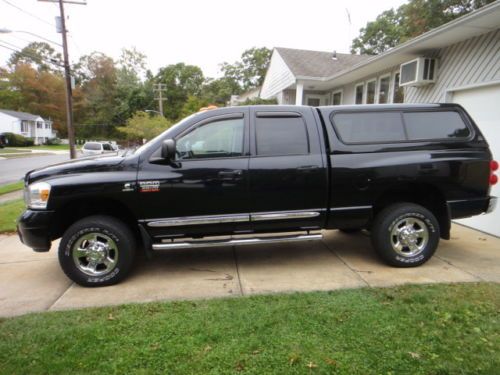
[151,233,322,251]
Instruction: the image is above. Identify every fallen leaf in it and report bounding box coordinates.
[324,358,337,366]
[408,352,420,359]
[107,313,115,321]
[306,362,318,369]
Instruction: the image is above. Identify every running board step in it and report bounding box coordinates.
[151,233,322,251]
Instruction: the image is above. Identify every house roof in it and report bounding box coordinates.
[0,109,42,121]
[275,47,370,79]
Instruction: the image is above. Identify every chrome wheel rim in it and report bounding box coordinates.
[72,233,119,276]
[390,217,429,257]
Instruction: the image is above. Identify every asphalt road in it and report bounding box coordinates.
[0,154,70,185]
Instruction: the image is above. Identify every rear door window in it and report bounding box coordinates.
[332,112,406,143]
[403,111,470,140]
[255,114,309,156]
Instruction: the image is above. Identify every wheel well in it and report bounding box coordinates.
[51,198,141,244]
[373,184,450,240]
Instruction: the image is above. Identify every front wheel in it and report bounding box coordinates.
[58,215,136,287]
[371,203,440,267]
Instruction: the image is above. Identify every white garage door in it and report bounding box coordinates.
[453,84,500,237]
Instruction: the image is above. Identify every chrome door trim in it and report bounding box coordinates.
[147,213,250,227]
[145,209,322,227]
[250,210,321,222]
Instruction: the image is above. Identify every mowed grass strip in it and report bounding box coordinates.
[0,283,498,374]
[0,181,24,196]
[0,199,24,233]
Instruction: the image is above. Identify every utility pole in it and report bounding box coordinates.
[153,83,167,116]
[38,0,86,159]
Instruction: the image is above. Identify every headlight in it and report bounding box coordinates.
[25,182,51,209]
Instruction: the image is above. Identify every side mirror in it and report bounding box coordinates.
[161,139,176,161]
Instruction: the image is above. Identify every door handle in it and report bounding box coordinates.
[218,170,243,178]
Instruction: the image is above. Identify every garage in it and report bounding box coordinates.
[452,83,500,237]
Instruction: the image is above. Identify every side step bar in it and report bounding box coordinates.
[151,233,322,251]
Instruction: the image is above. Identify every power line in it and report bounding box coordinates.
[1,0,55,28]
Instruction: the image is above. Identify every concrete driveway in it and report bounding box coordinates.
[1,224,498,317]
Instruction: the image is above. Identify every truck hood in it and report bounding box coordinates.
[25,155,131,184]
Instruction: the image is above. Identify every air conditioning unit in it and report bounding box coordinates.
[399,57,437,87]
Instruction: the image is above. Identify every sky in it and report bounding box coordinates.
[0,0,407,78]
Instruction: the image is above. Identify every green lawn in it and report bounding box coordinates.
[0,181,23,195]
[0,148,28,154]
[0,199,24,233]
[26,144,70,151]
[0,283,498,374]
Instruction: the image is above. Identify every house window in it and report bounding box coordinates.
[378,76,390,104]
[366,80,376,104]
[37,121,43,129]
[393,72,404,103]
[307,98,321,107]
[20,121,29,133]
[332,90,342,105]
[45,122,51,129]
[355,83,364,104]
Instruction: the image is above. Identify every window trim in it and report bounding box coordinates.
[329,108,474,146]
[332,89,343,106]
[354,82,364,104]
[365,79,377,104]
[376,74,391,104]
[304,94,324,107]
[254,112,311,158]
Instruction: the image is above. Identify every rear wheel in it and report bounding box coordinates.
[371,203,440,267]
[58,215,136,286]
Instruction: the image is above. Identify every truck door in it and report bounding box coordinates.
[137,109,250,238]
[246,107,328,232]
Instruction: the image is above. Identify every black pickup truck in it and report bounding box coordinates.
[18,104,497,286]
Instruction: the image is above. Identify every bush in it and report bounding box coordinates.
[3,132,34,147]
[45,137,61,145]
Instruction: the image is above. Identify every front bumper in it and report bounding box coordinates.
[17,209,55,252]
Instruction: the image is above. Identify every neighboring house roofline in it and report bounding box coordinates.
[314,0,500,84]
[0,109,45,122]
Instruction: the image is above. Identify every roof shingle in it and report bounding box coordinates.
[0,109,42,121]
[275,47,370,78]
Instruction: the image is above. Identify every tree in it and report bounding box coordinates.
[117,111,171,141]
[154,63,205,120]
[201,76,240,106]
[8,42,62,73]
[220,47,271,90]
[351,0,495,55]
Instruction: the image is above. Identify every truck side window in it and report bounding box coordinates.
[176,118,244,160]
[403,111,470,140]
[332,112,405,143]
[255,116,309,156]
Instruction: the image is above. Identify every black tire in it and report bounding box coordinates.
[371,203,440,267]
[339,228,362,234]
[58,215,136,287]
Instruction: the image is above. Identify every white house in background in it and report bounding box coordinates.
[0,109,56,145]
[228,86,262,106]
[261,0,500,236]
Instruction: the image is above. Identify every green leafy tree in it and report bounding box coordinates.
[201,76,241,106]
[237,97,278,106]
[8,42,62,72]
[351,0,495,55]
[180,95,209,118]
[154,63,205,120]
[117,111,171,141]
[220,47,271,90]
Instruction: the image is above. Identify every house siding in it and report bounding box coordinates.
[260,51,296,100]
[406,29,500,102]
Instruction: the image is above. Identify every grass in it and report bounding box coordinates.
[0,148,27,154]
[0,181,23,196]
[0,199,24,233]
[0,283,498,374]
[26,144,70,151]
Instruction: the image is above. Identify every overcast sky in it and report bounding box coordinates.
[1,0,406,77]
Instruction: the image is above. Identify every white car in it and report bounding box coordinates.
[81,142,118,156]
